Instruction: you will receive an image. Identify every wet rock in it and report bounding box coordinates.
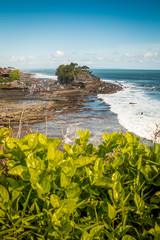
[0,72,123,127]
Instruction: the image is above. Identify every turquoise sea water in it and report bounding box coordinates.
[92,69,160,100]
[92,69,160,141]
[27,69,160,143]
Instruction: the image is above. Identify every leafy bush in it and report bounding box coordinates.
[10,69,20,80]
[56,62,82,84]
[0,76,9,83]
[0,128,160,239]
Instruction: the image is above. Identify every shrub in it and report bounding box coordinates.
[0,128,159,239]
[55,62,82,84]
[0,76,12,83]
[10,69,20,80]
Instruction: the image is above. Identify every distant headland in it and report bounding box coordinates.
[0,63,122,128]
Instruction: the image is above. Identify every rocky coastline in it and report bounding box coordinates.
[0,71,123,128]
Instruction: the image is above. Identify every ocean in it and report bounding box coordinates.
[27,68,160,144]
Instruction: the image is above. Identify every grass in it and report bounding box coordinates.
[0,84,11,89]
[0,76,13,83]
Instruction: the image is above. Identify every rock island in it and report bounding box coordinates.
[0,63,122,127]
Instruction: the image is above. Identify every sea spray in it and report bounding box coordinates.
[31,73,57,80]
[98,80,160,141]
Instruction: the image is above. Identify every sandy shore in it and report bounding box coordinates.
[0,72,123,128]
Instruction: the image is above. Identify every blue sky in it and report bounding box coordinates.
[0,0,160,69]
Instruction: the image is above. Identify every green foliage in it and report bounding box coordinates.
[10,69,20,80]
[0,84,11,89]
[0,128,160,239]
[0,76,11,83]
[0,67,19,84]
[55,62,82,84]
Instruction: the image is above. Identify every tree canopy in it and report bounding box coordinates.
[55,62,84,84]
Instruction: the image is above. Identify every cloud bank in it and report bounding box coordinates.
[0,47,160,69]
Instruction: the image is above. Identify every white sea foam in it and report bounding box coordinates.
[64,123,80,144]
[98,80,160,141]
[32,73,57,80]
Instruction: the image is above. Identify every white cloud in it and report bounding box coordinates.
[114,50,160,67]
[115,58,120,62]
[124,53,136,58]
[115,52,138,63]
[28,56,34,59]
[18,56,25,61]
[54,50,64,58]
[144,52,159,58]
[10,56,16,62]
[96,56,103,61]
[144,52,153,58]
[1,46,159,69]
[10,56,34,62]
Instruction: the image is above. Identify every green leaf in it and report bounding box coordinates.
[102,132,120,152]
[47,145,64,163]
[28,134,38,148]
[60,172,71,188]
[78,129,90,139]
[112,171,121,181]
[94,158,103,171]
[122,235,136,240]
[81,231,91,240]
[112,155,124,168]
[75,156,96,168]
[149,222,160,238]
[154,143,160,155]
[62,199,77,213]
[47,138,62,148]
[90,225,104,237]
[38,133,47,145]
[36,180,51,194]
[11,185,25,203]
[93,174,113,188]
[0,209,5,217]
[155,222,160,234]
[0,127,10,138]
[113,181,122,202]
[104,230,115,240]
[50,194,60,208]
[102,133,112,141]
[134,192,145,212]
[5,160,16,168]
[108,203,116,219]
[27,153,45,170]
[9,165,30,181]
[76,129,90,146]
[151,191,160,204]
[65,182,81,199]
[153,175,160,186]
[63,144,73,155]
[0,185,9,204]
[6,177,19,192]
[6,138,20,149]
[126,132,137,144]
[62,165,76,177]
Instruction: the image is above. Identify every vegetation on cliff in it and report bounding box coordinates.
[0,68,20,86]
[55,62,88,84]
[9,69,20,81]
[0,127,160,239]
